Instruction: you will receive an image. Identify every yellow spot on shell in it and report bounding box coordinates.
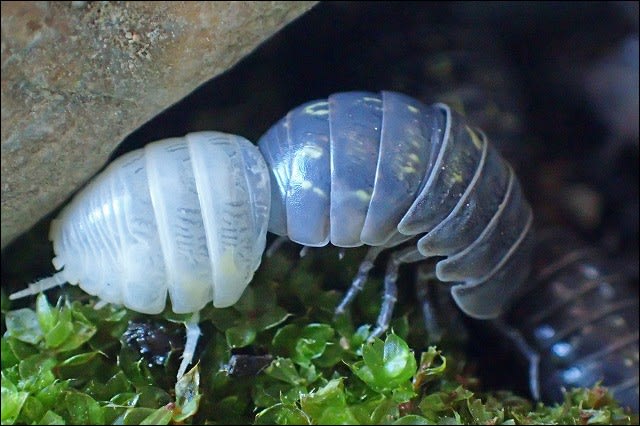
[219,250,239,277]
[313,187,327,198]
[465,125,483,150]
[451,171,464,184]
[407,105,419,113]
[302,145,323,159]
[299,180,327,198]
[304,102,329,116]
[401,165,416,174]
[355,189,371,202]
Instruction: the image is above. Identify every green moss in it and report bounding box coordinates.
[2,247,637,424]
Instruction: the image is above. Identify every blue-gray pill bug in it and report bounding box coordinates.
[259,91,533,338]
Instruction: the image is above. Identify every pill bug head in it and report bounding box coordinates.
[11,132,271,315]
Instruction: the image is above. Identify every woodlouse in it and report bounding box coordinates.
[501,230,638,412]
[10,91,534,378]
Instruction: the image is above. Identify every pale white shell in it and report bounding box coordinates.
[44,131,270,314]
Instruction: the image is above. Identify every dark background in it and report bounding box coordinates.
[3,0,638,398]
[116,1,638,252]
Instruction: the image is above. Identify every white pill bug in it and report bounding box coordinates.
[10,91,534,380]
[10,131,271,377]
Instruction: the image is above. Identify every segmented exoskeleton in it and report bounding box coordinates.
[502,230,639,412]
[259,91,533,337]
[10,91,534,379]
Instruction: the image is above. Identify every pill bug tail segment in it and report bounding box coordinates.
[9,271,69,301]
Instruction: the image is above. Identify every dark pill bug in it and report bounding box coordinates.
[501,230,639,412]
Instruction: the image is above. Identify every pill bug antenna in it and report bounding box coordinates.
[177,312,202,379]
[9,271,68,301]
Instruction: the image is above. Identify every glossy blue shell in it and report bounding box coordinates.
[258,91,534,319]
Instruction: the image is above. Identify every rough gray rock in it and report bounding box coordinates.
[1,1,316,248]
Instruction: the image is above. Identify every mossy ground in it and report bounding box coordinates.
[2,244,637,425]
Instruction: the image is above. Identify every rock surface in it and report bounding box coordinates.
[1,1,316,248]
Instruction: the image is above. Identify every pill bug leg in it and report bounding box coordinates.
[299,246,312,258]
[415,265,444,343]
[264,235,289,258]
[334,246,386,316]
[177,312,201,379]
[414,262,472,347]
[265,238,317,259]
[370,246,426,339]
